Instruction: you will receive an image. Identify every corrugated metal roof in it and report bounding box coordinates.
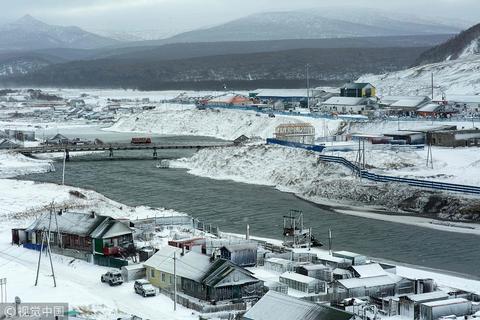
[390,99,427,108]
[280,272,320,284]
[143,246,211,282]
[351,264,387,278]
[27,212,107,236]
[417,103,442,112]
[406,291,450,302]
[421,298,469,307]
[337,275,396,289]
[243,291,354,320]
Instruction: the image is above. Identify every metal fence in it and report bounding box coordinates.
[266,141,480,195]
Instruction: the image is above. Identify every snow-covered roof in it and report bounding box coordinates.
[351,264,387,278]
[405,291,450,302]
[337,275,396,289]
[144,246,212,282]
[90,220,132,239]
[390,98,428,108]
[334,250,363,258]
[417,103,442,112]
[300,264,330,271]
[421,298,469,307]
[265,258,294,266]
[280,271,321,284]
[322,97,366,106]
[243,291,354,320]
[27,211,107,236]
[221,243,257,252]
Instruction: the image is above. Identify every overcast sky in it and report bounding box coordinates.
[1,0,479,32]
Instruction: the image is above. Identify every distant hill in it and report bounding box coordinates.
[154,9,461,44]
[4,46,428,90]
[415,23,480,65]
[0,15,120,51]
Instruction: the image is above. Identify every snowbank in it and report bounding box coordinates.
[106,105,341,140]
[0,151,54,178]
[358,55,480,96]
[173,144,480,222]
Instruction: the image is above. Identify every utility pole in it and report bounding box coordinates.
[431,73,434,100]
[306,64,310,110]
[34,206,57,287]
[61,149,66,185]
[173,251,177,311]
[328,228,332,255]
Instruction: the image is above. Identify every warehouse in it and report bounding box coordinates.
[333,251,366,266]
[320,97,370,114]
[398,291,450,319]
[296,264,333,282]
[243,291,354,320]
[279,271,326,294]
[419,298,472,320]
[429,129,480,147]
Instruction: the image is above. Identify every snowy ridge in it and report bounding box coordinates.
[459,38,480,58]
[358,55,480,96]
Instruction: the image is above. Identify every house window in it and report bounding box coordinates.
[162,273,166,282]
[150,269,155,278]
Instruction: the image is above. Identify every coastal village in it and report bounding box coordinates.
[1,85,480,319]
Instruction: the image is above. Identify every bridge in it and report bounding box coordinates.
[14,142,234,160]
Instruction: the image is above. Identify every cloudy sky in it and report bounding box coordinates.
[1,0,479,33]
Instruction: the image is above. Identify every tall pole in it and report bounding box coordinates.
[431,73,434,100]
[328,228,332,255]
[306,64,310,110]
[35,229,46,286]
[173,252,177,311]
[62,150,66,185]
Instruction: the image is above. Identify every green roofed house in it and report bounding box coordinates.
[24,211,133,262]
[243,290,354,320]
[340,83,376,98]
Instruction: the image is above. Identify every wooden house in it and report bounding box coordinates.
[144,246,263,303]
[24,211,133,257]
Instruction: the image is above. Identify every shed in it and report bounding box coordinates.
[419,298,471,320]
[296,264,333,282]
[279,271,326,294]
[264,258,294,274]
[243,290,354,320]
[316,253,352,269]
[220,243,258,267]
[333,251,366,266]
[399,291,450,319]
[430,129,480,148]
[335,275,397,297]
[121,264,146,282]
[383,131,425,145]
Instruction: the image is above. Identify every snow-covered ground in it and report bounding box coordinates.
[358,54,480,96]
[107,105,341,140]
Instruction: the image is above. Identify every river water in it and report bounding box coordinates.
[21,127,480,278]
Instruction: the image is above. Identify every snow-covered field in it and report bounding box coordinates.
[107,105,341,140]
[358,54,480,96]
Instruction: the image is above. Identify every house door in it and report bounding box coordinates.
[233,285,241,299]
[94,238,103,254]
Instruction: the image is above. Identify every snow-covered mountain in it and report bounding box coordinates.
[358,22,480,96]
[415,23,480,65]
[0,15,119,51]
[163,8,462,43]
[358,55,480,96]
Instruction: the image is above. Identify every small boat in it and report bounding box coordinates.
[156,160,170,169]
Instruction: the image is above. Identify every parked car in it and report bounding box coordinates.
[268,113,276,118]
[134,279,157,297]
[101,270,124,286]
